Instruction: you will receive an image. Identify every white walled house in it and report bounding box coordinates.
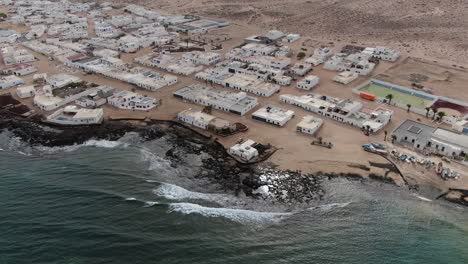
[296,115,323,136]
[107,90,157,110]
[46,106,104,125]
[0,75,25,89]
[173,84,258,116]
[229,139,259,161]
[392,120,468,157]
[282,34,300,43]
[251,104,295,127]
[291,62,312,76]
[46,74,82,89]
[363,46,400,62]
[16,85,36,98]
[306,47,333,66]
[182,51,221,66]
[0,29,20,43]
[333,71,359,85]
[297,75,320,90]
[280,93,393,133]
[266,30,284,41]
[177,109,216,130]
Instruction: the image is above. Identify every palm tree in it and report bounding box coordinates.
[406,104,411,113]
[384,130,388,141]
[385,94,393,105]
[425,107,430,117]
[432,108,438,120]
[437,111,446,121]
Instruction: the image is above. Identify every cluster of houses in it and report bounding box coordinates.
[196,66,281,97]
[279,93,394,133]
[1,44,36,65]
[173,84,259,116]
[10,0,468,165]
[392,120,468,157]
[135,51,220,76]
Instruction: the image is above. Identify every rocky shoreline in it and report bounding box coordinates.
[1,111,466,206]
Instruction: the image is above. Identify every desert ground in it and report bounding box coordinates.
[2,2,468,195]
[83,0,468,65]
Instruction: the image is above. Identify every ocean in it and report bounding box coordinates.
[0,131,467,264]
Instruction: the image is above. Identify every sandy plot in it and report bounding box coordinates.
[375,57,468,102]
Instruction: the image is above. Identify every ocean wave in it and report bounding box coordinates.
[0,132,129,155]
[168,202,292,224]
[32,139,128,154]
[414,195,432,202]
[153,183,242,206]
[124,197,159,207]
[143,201,159,207]
[306,202,351,211]
[139,149,174,173]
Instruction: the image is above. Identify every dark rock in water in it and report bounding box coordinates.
[0,112,413,205]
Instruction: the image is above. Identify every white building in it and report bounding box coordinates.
[266,30,285,41]
[282,34,300,43]
[296,115,323,136]
[325,52,375,75]
[173,84,258,116]
[177,109,216,130]
[16,85,36,98]
[297,75,320,90]
[33,87,95,111]
[305,47,333,66]
[333,71,359,85]
[229,139,259,161]
[46,74,82,89]
[363,46,400,62]
[93,48,119,58]
[109,15,133,27]
[0,75,25,89]
[1,46,36,66]
[47,106,104,125]
[107,90,157,110]
[291,62,312,76]
[252,104,295,127]
[280,93,393,132]
[392,120,468,157]
[0,29,20,43]
[241,43,277,56]
[196,69,280,97]
[182,51,221,65]
[2,64,37,76]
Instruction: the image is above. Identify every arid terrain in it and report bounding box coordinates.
[88,0,468,64]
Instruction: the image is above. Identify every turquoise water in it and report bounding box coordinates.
[0,132,467,264]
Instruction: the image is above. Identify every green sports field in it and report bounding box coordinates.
[359,83,433,109]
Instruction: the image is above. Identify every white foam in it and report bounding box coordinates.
[307,202,351,211]
[168,202,292,224]
[415,195,432,202]
[19,139,129,155]
[154,183,239,206]
[143,201,159,207]
[139,149,174,172]
[145,179,158,183]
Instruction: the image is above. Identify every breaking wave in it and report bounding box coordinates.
[306,202,351,211]
[154,183,244,206]
[0,131,128,155]
[139,148,174,172]
[168,202,293,225]
[414,195,432,202]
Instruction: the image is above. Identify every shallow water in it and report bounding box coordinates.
[0,132,467,264]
